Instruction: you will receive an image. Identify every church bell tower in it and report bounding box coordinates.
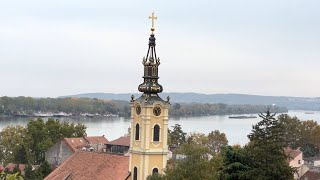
[129,12,170,180]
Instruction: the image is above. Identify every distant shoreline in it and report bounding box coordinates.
[0,110,290,120]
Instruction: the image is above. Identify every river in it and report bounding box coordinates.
[0,110,319,145]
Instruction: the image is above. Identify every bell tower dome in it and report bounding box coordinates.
[129,12,170,180]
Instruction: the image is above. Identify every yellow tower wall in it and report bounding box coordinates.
[129,100,169,180]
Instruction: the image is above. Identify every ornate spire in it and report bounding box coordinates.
[138,12,163,94]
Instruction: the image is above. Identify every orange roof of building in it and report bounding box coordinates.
[84,136,109,145]
[284,148,302,162]
[63,137,86,153]
[300,170,320,180]
[108,136,130,146]
[44,151,129,180]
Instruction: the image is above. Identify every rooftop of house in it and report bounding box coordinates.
[300,170,320,180]
[63,135,109,153]
[107,136,130,147]
[44,151,129,180]
[84,135,109,145]
[63,137,86,153]
[284,148,302,162]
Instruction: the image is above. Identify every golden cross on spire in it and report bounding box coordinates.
[148,12,157,33]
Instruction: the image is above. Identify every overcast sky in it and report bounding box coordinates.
[0,0,319,97]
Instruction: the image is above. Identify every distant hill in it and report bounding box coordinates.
[60,93,320,110]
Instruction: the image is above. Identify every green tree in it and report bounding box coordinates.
[277,114,301,149]
[24,163,50,180]
[301,143,318,158]
[38,161,52,178]
[0,172,23,180]
[168,124,186,147]
[187,132,207,146]
[14,145,28,164]
[219,146,252,180]
[0,126,26,164]
[246,109,294,180]
[146,173,166,180]
[299,120,320,157]
[25,118,51,163]
[24,165,34,180]
[25,118,87,164]
[207,130,228,153]
[277,114,320,157]
[165,143,218,180]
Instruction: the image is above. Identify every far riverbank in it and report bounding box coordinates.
[0,110,318,145]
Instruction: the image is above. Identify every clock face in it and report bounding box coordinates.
[153,106,161,116]
[136,105,141,115]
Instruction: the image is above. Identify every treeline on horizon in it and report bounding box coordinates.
[170,102,287,116]
[0,96,287,118]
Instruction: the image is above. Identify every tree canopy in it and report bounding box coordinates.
[153,110,299,180]
[0,118,87,179]
[245,110,294,180]
[168,124,187,147]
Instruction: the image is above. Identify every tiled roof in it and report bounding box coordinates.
[84,136,109,145]
[63,136,109,153]
[44,151,129,180]
[0,164,4,171]
[63,137,86,153]
[284,148,301,162]
[108,136,130,146]
[300,170,320,180]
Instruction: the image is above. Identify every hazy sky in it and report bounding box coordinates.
[0,0,319,97]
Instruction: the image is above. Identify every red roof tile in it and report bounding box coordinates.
[63,136,110,153]
[108,136,130,146]
[284,148,301,162]
[300,170,320,180]
[63,138,86,153]
[84,136,109,145]
[44,151,129,180]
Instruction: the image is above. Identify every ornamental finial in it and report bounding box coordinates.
[138,12,163,94]
[148,12,157,34]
